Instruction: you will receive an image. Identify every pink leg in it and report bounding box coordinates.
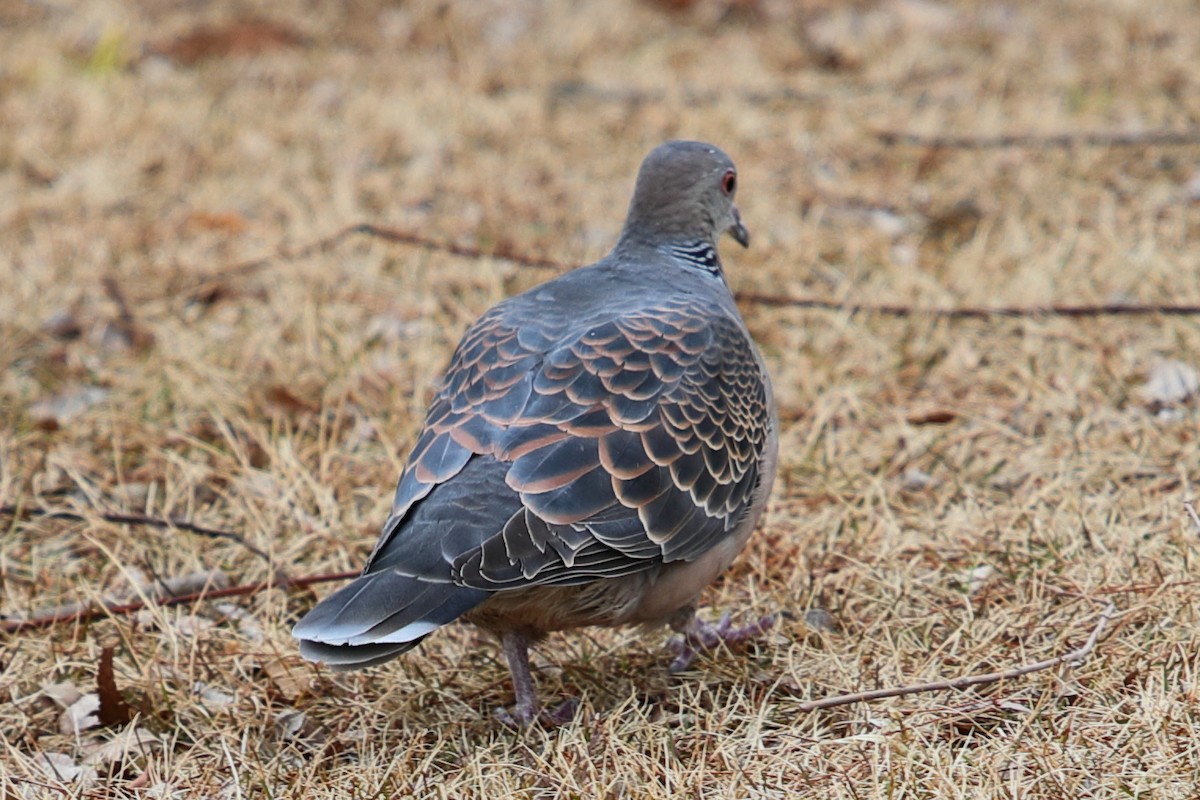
[494,630,580,727]
[498,629,540,725]
[667,611,777,673]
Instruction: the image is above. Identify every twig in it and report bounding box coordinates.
[0,505,273,566]
[0,570,356,634]
[16,569,231,625]
[874,128,1200,149]
[1185,501,1200,536]
[191,225,1200,320]
[799,602,1117,712]
[185,222,562,300]
[547,81,844,111]
[736,293,1200,319]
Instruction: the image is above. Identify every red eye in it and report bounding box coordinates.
[721,170,736,195]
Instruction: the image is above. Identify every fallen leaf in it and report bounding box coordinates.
[42,309,83,340]
[906,409,957,425]
[40,752,98,786]
[965,564,995,595]
[923,198,983,248]
[263,657,315,702]
[265,385,318,415]
[193,681,236,707]
[152,19,306,66]
[899,467,936,492]
[43,681,83,708]
[215,602,263,642]
[1141,359,1199,407]
[59,693,101,735]
[273,708,328,747]
[274,709,307,739]
[29,386,110,430]
[185,210,250,233]
[804,608,840,634]
[82,727,162,766]
[172,614,215,638]
[96,646,133,727]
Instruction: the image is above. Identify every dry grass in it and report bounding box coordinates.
[3,0,1200,797]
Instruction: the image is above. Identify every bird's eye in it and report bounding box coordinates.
[721,170,736,195]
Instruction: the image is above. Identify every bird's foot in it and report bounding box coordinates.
[667,611,776,673]
[493,697,580,729]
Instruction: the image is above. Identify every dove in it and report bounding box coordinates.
[294,140,779,725]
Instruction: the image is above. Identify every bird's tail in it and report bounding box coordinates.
[292,569,490,671]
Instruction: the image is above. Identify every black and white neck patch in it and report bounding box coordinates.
[663,241,721,276]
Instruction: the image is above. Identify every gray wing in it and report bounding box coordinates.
[372,292,771,590]
[294,292,771,664]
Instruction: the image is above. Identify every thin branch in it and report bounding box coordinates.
[0,570,356,634]
[799,602,1117,712]
[185,222,562,300]
[736,293,1200,319]
[874,127,1200,149]
[190,224,1200,320]
[0,505,273,565]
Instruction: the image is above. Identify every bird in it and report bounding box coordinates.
[293,140,779,725]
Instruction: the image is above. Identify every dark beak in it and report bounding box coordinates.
[728,206,750,248]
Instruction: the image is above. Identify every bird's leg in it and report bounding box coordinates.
[667,609,777,673]
[494,629,581,728]
[498,629,540,725]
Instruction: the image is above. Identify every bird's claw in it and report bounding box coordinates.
[668,612,777,673]
[493,696,580,729]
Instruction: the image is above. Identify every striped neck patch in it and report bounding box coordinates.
[663,241,721,275]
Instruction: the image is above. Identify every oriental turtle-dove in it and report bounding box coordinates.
[293,140,779,725]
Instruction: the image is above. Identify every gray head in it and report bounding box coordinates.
[617,140,750,252]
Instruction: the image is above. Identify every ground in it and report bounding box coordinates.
[1,0,1199,797]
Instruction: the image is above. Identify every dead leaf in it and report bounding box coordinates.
[273,708,328,747]
[81,727,162,766]
[899,467,936,492]
[185,210,250,233]
[40,752,98,786]
[265,384,318,415]
[906,409,957,425]
[803,608,840,634]
[42,309,83,340]
[1141,359,1199,407]
[186,279,240,307]
[59,693,101,735]
[96,646,133,727]
[152,19,306,65]
[193,681,236,707]
[965,564,995,595]
[923,199,983,247]
[43,681,83,708]
[274,709,307,739]
[263,657,315,702]
[215,602,263,642]
[29,385,109,430]
[172,614,214,638]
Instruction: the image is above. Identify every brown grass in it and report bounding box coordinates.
[3,0,1199,797]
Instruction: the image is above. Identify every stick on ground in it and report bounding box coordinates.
[799,602,1117,712]
[192,224,1200,320]
[0,570,356,634]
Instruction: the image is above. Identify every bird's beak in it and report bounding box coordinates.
[728,206,750,248]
